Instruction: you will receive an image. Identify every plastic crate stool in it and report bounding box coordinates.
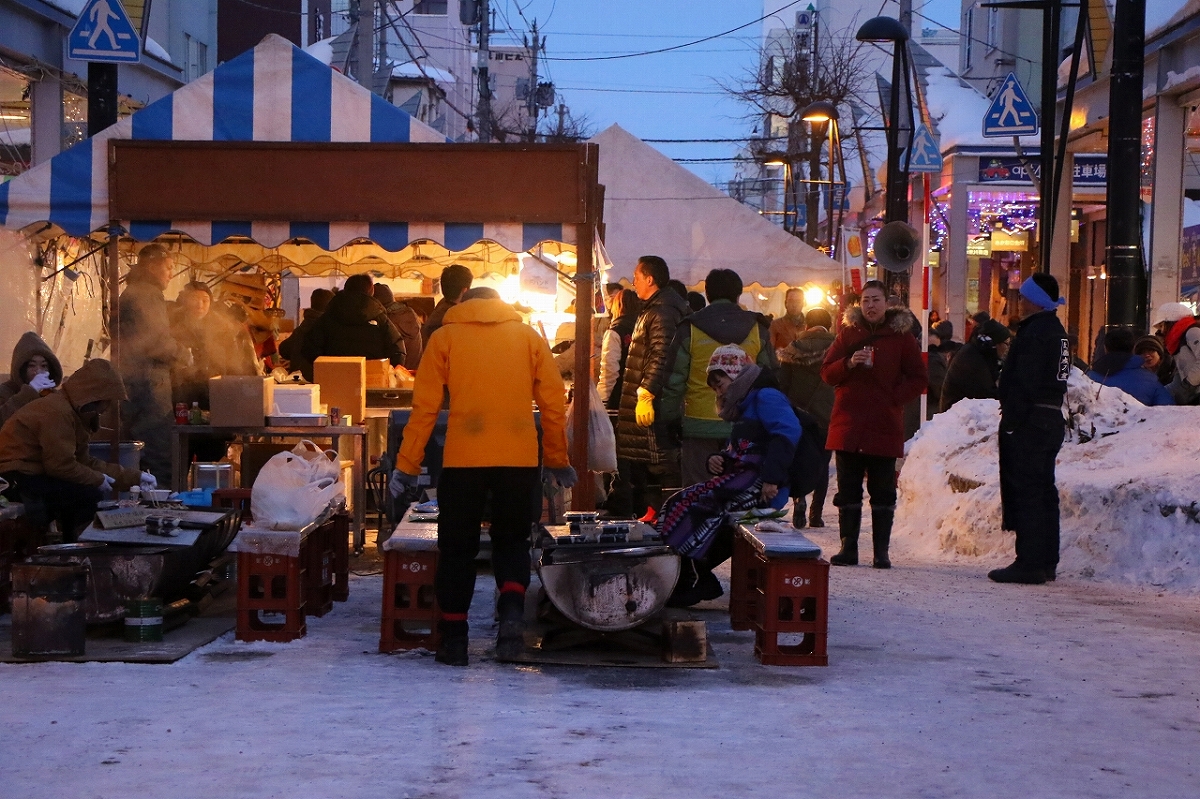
[379,521,440,653]
[734,525,828,667]
[232,525,311,642]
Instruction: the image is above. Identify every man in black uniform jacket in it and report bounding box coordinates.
[991,273,1071,585]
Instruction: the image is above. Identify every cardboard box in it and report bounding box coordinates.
[271,384,321,414]
[313,357,366,423]
[364,359,393,389]
[209,376,274,427]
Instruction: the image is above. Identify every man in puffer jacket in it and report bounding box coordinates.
[610,256,689,520]
[939,318,1011,412]
[303,274,405,369]
[820,280,927,569]
[0,359,148,540]
[1087,327,1174,406]
[390,288,574,667]
[0,332,63,427]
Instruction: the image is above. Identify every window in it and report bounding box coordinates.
[964,8,974,68]
[986,7,999,51]
[413,0,448,15]
[185,34,208,82]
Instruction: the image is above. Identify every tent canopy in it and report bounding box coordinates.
[0,35,576,274]
[589,124,841,289]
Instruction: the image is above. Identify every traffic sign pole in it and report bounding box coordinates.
[87,63,118,135]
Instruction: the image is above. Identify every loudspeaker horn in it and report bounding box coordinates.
[874,221,921,273]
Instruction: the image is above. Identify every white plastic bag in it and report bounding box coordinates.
[251,440,345,530]
[566,383,618,474]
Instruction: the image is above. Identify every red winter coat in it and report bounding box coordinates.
[820,306,928,459]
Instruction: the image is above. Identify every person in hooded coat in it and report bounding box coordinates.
[0,332,63,427]
[661,268,776,489]
[820,280,927,569]
[1086,327,1174,406]
[302,274,405,371]
[939,318,1012,412]
[0,359,148,540]
[777,307,836,528]
[597,288,641,410]
[278,288,333,380]
[658,344,799,607]
[373,283,423,371]
[390,287,574,667]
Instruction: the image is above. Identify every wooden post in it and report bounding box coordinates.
[569,148,600,510]
[107,227,121,464]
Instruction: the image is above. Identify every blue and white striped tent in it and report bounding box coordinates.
[0,34,575,262]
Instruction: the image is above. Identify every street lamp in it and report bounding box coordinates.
[856,16,911,226]
[800,100,848,255]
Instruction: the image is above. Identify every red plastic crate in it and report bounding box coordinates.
[728,531,761,632]
[379,548,440,653]
[303,533,334,619]
[750,557,829,666]
[0,515,43,615]
[330,512,350,602]
[236,551,307,642]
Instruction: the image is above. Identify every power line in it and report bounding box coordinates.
[541,0,809,62]
[643,137,778,143]
[911,8,1037,67]
[557,86,726,95]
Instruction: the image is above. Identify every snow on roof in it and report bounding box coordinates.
[303,36,337,67]
[390,62,457,84]
[899,370,1200,591]
[1147,0,1198,38]
[910,43,996,151]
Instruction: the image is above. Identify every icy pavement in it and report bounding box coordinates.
[2,522,1198,799]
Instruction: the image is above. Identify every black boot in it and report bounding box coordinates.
[435,620,469,666]
[808,485,826,528]
[871,505,894,569]
[830,504,861,566]
[792,497,807,529]
[495,591,526,662]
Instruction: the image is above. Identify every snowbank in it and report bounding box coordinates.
[896,370,1200,591]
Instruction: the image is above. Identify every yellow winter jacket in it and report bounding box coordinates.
[396,298,569,473]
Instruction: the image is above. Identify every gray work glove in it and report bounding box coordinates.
[547,466,578,489]
[389,469,419,498]
[29,373,56,392]
[100,474,116,493]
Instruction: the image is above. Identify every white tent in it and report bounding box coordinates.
[590,124,841,291]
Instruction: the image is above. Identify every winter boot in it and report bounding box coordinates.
[495,588,527,662]
[871,505,895,569]
[435,619,469,667]
[808,485,827,528]
[791,497,808,529]
[830,504,861,566]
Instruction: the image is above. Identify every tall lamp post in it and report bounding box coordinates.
[800,100,848,256]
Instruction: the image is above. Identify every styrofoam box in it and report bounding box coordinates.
[272,384,321,415]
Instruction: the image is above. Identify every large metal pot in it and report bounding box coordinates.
[536,543,680,632]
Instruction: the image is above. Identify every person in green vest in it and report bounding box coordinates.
[662,268,777,488]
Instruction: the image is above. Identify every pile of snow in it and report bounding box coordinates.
[896,370,1200,591]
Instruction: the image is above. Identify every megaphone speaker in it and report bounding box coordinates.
[874,221,921,273]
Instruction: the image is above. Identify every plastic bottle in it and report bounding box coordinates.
[189,401,203,425]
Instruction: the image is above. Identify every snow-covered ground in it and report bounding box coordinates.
[2,522,1199,798]
[897,371,1200,592]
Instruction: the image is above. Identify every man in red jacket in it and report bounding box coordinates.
[820,280,927,568]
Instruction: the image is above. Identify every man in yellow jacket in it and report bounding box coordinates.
[390,287,575,666]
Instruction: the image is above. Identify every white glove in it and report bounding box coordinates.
[100,474,116,492]
[140,471,157,490]
[389,469,419,498]
[29,373,56,392]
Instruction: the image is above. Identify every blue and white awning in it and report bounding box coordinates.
[0,34,572,254]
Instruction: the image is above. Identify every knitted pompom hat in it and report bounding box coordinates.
[706,344,753,380]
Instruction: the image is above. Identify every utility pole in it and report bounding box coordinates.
[350,0,373,90]
[524,20,543,141]
[476,0,493,142]
[1105,0,1148,332]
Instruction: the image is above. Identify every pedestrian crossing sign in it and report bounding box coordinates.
[983,72,1038,137]
[69,0,142,64]
[907,124,943,172]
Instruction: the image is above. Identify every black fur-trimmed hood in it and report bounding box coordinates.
[843,304,917,336]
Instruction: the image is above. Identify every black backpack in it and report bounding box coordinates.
[787,405,825,497]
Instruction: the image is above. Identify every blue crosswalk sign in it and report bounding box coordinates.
[69,0,142,64]
[983,72,1037,137]
[907,124,943,172]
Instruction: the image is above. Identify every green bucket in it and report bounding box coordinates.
[124,598,164,643]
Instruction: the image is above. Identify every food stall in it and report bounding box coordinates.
[0,35,604,549]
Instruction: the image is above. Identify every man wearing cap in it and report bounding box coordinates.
[990,273,1070,585]
[1156,302,1200,405]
